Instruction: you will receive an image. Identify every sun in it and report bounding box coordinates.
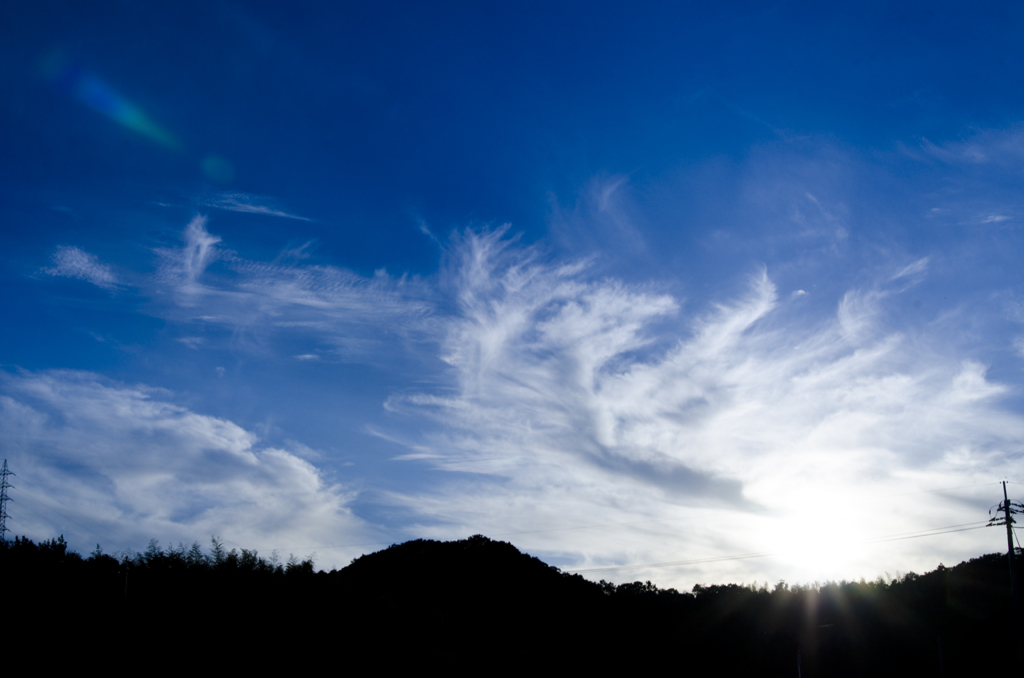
[758,504,871,581]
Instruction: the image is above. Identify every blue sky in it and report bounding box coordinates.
[3,1,1024,586]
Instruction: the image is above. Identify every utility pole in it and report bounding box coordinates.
[0,459,13,541]
[989,480,1024,673]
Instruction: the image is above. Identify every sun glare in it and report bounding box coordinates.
[759,497,871,580]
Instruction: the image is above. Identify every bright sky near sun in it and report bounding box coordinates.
[2,1,1024,588]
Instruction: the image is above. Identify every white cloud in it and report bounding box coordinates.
[0,370,372,565]
[549,175,648,256]
[182,215,222,283]
[836,288,883,342]
[891,257,930,280]
[153,215,432,358]
[42,246,118,290]
[919,125,1024,167]
[35,220,1021,587]
[375,230,1022,587]
[176,337,206,349]
[155,215,222,298]
[201,192,312,221]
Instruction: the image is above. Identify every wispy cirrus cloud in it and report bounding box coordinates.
[201,192,313,221]
[30,214,1023,588]
[42,246,118,290]
[891,256,929,281]
[0,369,371,565]
[919,125,1024,167]
[157,214,222,292]
[897,125,1024,231]
[372,230,1021,587]
[152,214,433,358]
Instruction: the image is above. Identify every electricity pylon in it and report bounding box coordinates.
[0,459,13,541]
[989,480,1024,672]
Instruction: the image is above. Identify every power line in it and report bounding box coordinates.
[4,469,1009,563]
[567,521,993,574]
[288,484,1006,552]
[282,516,997,555]
[878,481,1001,498]
[864,524,989,544]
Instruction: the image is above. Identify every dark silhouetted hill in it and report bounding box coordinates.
[328,535,615,665]
[4,533,1022,675]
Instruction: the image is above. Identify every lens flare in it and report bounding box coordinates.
[202,155,235,183]
[41,50,181,150]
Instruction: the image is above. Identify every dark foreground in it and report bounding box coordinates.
[4,534,1020,675]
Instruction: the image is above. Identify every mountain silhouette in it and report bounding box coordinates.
[5,533,1022,674]
[328,535,615,667]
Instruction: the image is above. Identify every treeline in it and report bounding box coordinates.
[4,534,1021,675]
[4,534,315,574]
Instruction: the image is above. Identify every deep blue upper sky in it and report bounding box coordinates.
[2,1,1024,584]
